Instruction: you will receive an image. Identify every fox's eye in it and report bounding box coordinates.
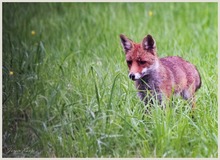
[127,60,132,65]
[139,61,147,65]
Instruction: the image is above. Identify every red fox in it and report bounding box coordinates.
[120,34,201,108]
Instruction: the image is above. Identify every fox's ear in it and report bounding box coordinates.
[142,34,156,51]
[120,34,133,52]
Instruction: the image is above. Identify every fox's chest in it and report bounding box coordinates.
[135,74,162,103]
[135,74,160,91]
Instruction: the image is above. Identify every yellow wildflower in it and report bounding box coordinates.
[148,11,153,17]
[31,30,36,36]
[9,71,14,76]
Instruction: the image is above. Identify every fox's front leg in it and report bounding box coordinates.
[138,90,163,105]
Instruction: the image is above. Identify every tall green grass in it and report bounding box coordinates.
[2,2,217,157]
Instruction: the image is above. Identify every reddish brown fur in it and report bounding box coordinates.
[126,43,156,74]
[120,34,201,108]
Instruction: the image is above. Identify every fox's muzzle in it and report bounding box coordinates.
[129,73,135,81]
[128,73,141,81]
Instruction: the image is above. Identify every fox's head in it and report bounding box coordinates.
[120,34,159,81]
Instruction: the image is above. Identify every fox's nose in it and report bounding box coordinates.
[129,73,135,80]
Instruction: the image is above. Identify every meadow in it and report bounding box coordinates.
[2,2,218,158]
